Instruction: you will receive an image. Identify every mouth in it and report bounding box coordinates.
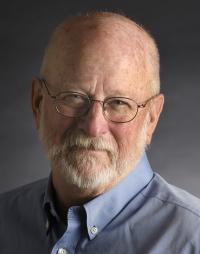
[68,146,107,156]
[75,147,105,153]
[69,144,104,151]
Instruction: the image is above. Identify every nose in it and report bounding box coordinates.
[77,100,109,137]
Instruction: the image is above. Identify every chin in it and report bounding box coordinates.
[60,157,118,190]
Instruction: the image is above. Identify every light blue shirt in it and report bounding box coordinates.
[51,153,200,254]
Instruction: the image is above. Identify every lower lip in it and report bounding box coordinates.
[81,148,103,151]
[75,148,105,154]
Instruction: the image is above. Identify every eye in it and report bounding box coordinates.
[107,98,131,109]
[59,93,87,107]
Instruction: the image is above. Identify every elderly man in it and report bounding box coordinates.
[1,11,200,254]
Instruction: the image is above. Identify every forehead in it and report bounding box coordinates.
[43,17,150,99]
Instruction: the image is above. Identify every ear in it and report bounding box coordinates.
[31,77,43,130]
[146,94,164,144]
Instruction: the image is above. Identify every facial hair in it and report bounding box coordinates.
[39,114,149,190]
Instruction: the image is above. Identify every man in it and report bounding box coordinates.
[1,11,200,254]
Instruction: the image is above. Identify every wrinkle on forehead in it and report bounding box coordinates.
[41,12,159,96]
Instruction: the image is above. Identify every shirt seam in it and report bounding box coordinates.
[140,192,200,219]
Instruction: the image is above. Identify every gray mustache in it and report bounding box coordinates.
[64,132,116,152]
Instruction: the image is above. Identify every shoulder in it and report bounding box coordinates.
[0,178,48,214]
[137,173,200,251]
[0,179,49,251]
[142,172,200,218]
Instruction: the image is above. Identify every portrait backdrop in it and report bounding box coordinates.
[0,0,200,195]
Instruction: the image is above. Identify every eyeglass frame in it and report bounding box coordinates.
[38,78,158,124]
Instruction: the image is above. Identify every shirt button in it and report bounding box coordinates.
[90,226,98,234]
[45,220,49,230]
[57,248,68,254]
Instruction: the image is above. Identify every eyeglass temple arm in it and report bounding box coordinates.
[39,78,57,99]
[138,94,159,108]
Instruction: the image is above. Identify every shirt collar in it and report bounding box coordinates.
[84,153,154,240]
[43,153,153,237]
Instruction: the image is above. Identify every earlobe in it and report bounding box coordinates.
[31,78,43,129]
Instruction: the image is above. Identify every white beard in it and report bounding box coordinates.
[39,114,149,189]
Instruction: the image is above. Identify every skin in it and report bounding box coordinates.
[31,13,164,221]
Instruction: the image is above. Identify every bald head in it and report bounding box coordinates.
[34,12,164,193]
[40,11,160,96]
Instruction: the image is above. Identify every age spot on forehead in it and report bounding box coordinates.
[41,13,159,99]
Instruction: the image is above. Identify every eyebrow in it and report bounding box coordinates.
[42,78,136,99]
[103,88,138,100]
[106,89,130,96]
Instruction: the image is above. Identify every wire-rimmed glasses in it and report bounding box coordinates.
[39,78,157,123]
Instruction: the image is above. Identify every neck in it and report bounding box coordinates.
[51,169,116,223]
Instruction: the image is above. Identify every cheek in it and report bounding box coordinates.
[110,123,139,153]
[42,100,75,145]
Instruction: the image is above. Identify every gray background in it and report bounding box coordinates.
[0,1,200,195]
